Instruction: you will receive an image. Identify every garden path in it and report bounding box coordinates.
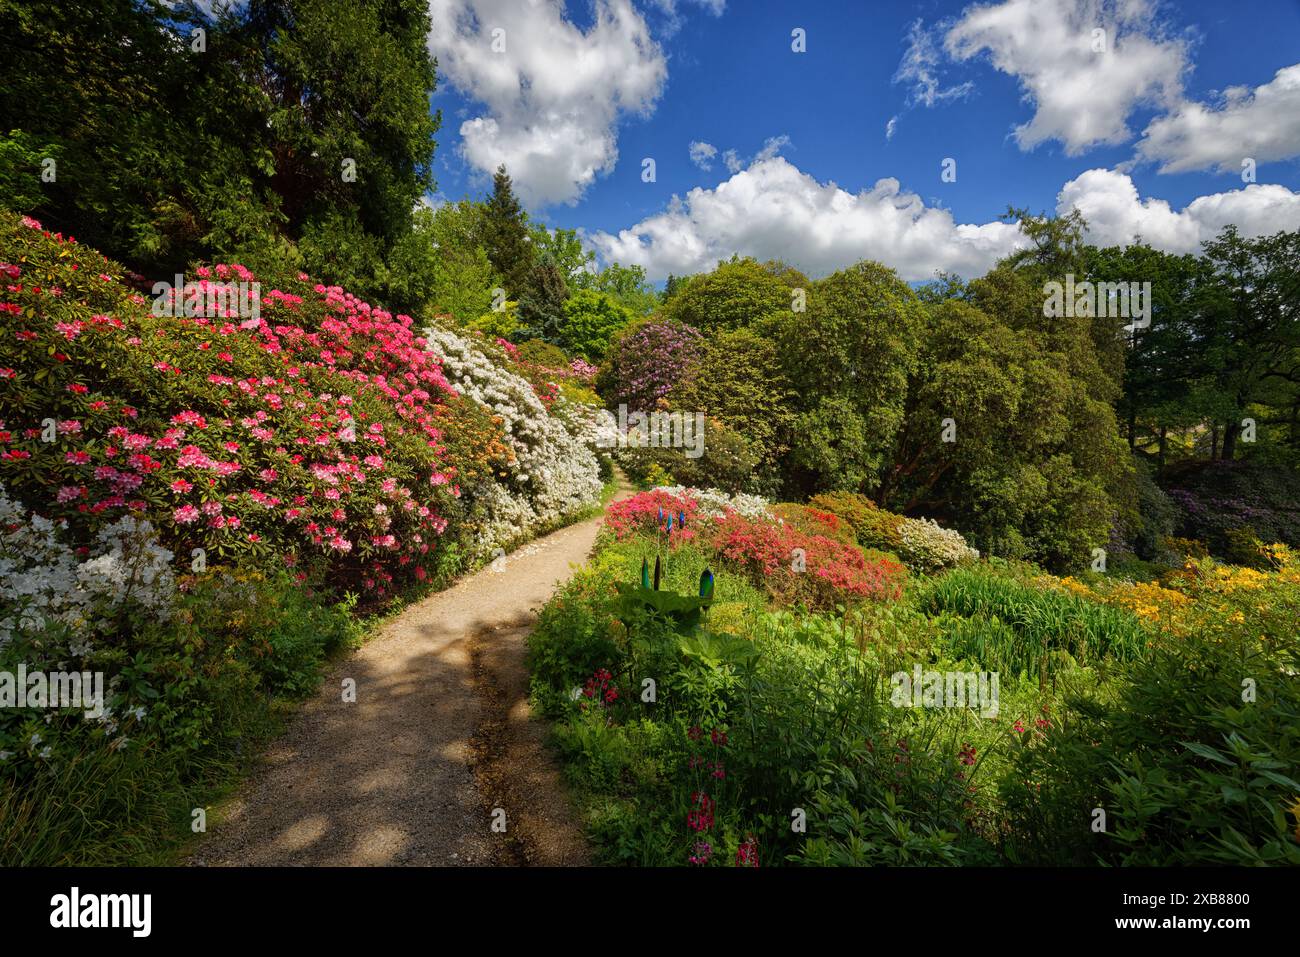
[190,482,631,867]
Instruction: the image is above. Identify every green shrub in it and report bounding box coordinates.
[1224,525,1272,570]
[807,491,877,533]
[770,503,859,546]
[619,417,760,495]
[1002,628,1300,865]
[0,565,360,865]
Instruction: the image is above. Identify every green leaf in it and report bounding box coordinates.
[1180,741,1234,766]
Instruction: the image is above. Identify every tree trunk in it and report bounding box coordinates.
[1221,418,1237,461]
[1157,425,1167,475]
[1210,425,1219,461]
[1128,406,1137,451]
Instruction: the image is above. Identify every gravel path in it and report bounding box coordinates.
[190,489,628,867]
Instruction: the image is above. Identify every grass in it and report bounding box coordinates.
[0,686,288,866]
[918,567,1149,674]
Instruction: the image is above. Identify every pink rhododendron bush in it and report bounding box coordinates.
[0,210,603,604]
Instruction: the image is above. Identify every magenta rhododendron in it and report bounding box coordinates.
[0,210,530,599]
[604,488,701,539]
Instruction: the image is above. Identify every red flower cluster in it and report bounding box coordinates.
[581,668,619,707]
[687,791,715,832]
[735,834,759,868]
[604,488,700,540]
[708,511,905,608]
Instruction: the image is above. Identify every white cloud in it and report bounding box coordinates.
[754,135,792,162]
[648,0,725,17]
[942,0,1188,154]
[585,156,1026,281]
[1133,63,1300,173]
[886,116,898,140]
[712,135,791,176]
[585,159,1300,281]
[894,18,974,107]
[1056,167,1300,251]
[427,0,668,207]
[688,141,718,171]
[644,0,725,38]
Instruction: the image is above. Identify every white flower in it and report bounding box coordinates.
[424,327,603,555]
[0,484,176,657]
[652,485,773,521]
[897,517,979,572]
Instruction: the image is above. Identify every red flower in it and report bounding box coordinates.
[735,835,760,868]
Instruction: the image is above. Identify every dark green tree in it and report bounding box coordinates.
[516,253,570,342]
[480,164,536,299]
[1192,227,1300,462]
[772,260,923,496]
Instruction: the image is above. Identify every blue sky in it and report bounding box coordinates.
[427,0,1300,280]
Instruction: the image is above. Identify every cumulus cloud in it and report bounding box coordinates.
[942,0,1188,154]
[1133,63,1300,173]
[722,149,743,174]
[427,0,667,207]
[754,134,792,162]
[585,156,1026,281]
[688,141,718,171]
[585,160,1300,281]
[1056,167,1300,251]
[894,18,974,107]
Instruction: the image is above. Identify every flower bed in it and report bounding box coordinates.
[604,488,905,608]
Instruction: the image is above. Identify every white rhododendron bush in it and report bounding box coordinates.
[0,484,175,654]
[424,325,603,552]
[652,485,772,521]
[898,516,980,572]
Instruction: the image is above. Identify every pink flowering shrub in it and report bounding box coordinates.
[0,209,512,600]
[597,319,703,413]
[604,488,701,540]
